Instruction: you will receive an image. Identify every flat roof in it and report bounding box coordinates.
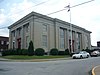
[8,11,91,33]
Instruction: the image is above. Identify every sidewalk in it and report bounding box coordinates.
[0,57,10,61]
[92,65,100,75]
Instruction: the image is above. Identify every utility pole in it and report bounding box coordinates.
[65,0,94,53]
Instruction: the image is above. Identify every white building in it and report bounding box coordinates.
[8,11,91,53]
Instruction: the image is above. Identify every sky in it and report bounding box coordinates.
[0,0,99,46]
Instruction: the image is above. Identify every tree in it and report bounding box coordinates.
[28,41,34,56]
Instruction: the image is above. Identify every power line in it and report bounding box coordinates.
[47,8,66,15]
[8,0,50,18]
[0,0,50,29]
[48,0,94,15]
[0,26,8,29]
[0,0,94,29]
[71,0,94,8]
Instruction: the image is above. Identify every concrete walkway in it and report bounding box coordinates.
[92,65,100,75]
[0,57,10,61]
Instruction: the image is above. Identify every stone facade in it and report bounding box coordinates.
[8,11,91,53]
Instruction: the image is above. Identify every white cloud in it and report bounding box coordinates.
[0,13,6,25]
[0,29,9,37]
[8,0,35,22]
[0,9,6,24]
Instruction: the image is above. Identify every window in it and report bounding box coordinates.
[76,33,81,50]
[26,36,29,47]
[43,24,47,32]
[7,42,9,45]
[19,29,21,36]
[26,23,29,32]
[85,35,88,48]
[12,31,15,37]
[17,28,21,36]
[1,41,3,45]
[4,41,6,45]
[60,28,65,48]
[13,41,15,49]
[42,35,47,47]
[13,31,15,37]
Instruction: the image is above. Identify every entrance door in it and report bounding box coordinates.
[17,38,21,49]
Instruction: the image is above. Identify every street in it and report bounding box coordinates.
[0,57,100,75]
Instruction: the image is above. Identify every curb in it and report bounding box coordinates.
[92,65,100,75]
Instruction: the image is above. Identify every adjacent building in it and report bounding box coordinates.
[0,36,9,52]
[91,41,100,51]
[8,11,91,53]
[97,41,100,47]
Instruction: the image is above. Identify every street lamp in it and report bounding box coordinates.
[65,4,73,53]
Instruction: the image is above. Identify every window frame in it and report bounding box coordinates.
[42,35,47,47]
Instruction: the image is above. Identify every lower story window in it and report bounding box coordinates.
[26,36,29,48]
[42,35,47,47]
[60,28,65,48]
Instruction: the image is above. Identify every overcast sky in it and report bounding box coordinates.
[0,0,99,46]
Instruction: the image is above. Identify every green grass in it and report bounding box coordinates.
[2,55,70,60]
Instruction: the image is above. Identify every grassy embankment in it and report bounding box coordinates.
[1,55,70,60]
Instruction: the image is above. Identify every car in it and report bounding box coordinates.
[91,50,100,57]
[72,51,90,59]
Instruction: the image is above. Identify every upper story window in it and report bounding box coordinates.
[6,41,9,45]
[25,23,29,33]
[1,41,4,45]
[12,31,15,37]
[17,28,21,36]
[4,41,6,45]
[43,24,47,32]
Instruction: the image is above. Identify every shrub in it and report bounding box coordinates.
[50,48,58,55]
[1,49,16,56]
[21,49,28,55]
[2,50,7,56]
[28,41,34,56]
[16,48,22,55]
[65,49,70,55]
[10,50,17,55]
[1,49,28,56]
[35,48,45,56]
[82,49,85,51]
[58,51,65,55]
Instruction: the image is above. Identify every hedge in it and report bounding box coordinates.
[50,48,58,55]
[35,48,45,56]
[1,49,28,56]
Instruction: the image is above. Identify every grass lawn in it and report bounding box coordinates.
[1,55,70,60]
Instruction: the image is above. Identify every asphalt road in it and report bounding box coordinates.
[0,57,100,75]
